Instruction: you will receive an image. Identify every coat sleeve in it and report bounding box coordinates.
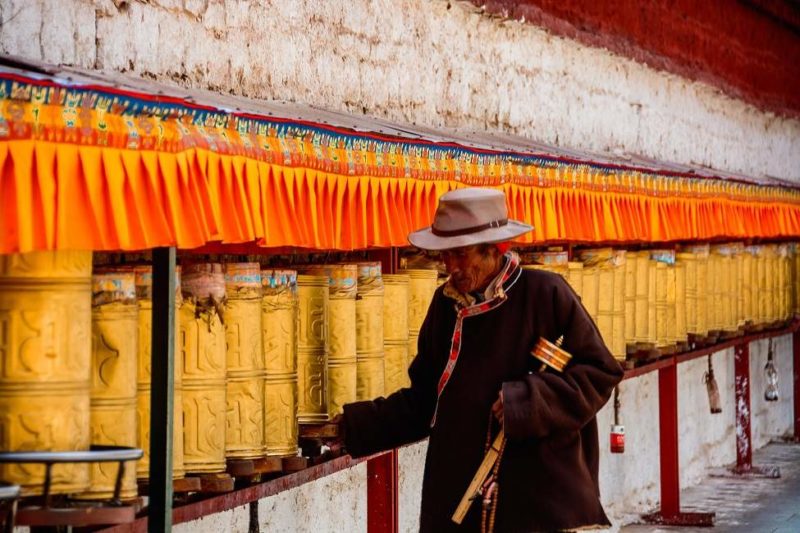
[502,275,624,440]
[342,293,442,458]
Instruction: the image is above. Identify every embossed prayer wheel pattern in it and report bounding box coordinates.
[262,270,299,457]
[383,274,410,394]
[0,250,92,495]
[297,275,329,423]
[134,266,185,480]
[301,265,356,418]
[83,270,138,500]
[223,263,265,459]
[403,269,438,362]
[356,262,384,401]
[180,264,227,473]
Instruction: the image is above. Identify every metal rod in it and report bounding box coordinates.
[112,461,125,504]
[42,463,52,509]
[149,247,176,533]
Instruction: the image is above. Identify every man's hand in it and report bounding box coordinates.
[491,390,504,425]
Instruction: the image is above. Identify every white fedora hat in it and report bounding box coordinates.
[408,188,533,251]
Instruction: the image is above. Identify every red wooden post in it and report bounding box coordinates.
[734,344,753,470]
[642,360,714,526]
[367,451,398,533]
[366,248,400,533]
[730,341,780,477]
[659,364,680,518]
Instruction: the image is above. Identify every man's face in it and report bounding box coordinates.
[441,245,502,294]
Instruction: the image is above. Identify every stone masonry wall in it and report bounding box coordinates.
[0,0,798,182]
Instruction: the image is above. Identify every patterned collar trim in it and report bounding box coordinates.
[430,252,522,427]
[442,252,520,309]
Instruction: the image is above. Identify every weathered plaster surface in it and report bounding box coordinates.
[1,0,798,181]
[256,462,367,532]
[398,439,427,533]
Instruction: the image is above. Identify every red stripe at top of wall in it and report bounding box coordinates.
[472,0,800,118]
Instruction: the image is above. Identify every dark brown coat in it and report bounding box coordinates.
[343,267,624,532]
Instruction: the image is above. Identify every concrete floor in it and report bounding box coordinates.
[621,441,800,533]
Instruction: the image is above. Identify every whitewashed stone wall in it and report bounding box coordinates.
[0,0,798,182]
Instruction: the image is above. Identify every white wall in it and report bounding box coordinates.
[0,0,798,182]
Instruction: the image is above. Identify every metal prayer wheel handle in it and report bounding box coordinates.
[0,446,143,507]
[530,336,573,372]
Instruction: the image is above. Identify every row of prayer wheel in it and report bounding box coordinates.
[0,250,439,497]
[524,243,800,361]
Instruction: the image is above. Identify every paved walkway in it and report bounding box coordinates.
[621,441,800,533]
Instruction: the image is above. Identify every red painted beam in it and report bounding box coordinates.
[367,451,399,533]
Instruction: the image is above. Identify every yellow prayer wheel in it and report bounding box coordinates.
[296,275,329,423]
[741,248,754,327]
[356,262,385,402]
[261,270,299,457]
[180,263,227,473]
[300,265,357,418]
[780,245,792,320]
[577,249,618,357]
[579,264,599,322]
[731,245,745,327]
[611,251,626,360]
[675,261,687,345]
[647,257,657,347]
[383,274,410,394]
[693,245,710,335]
[566,261,584,296]
[753,245,768,325]
[650,250,678,349]
[653,260,669,349]
[623,252,637,352]
[134,266,185,480]
[223,263,264,459]
[0,250,92,495]
[710,246,734,332]
[83,269,138,500]
[402,269,438,360]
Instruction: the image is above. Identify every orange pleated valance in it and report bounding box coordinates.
[1,70,799,254]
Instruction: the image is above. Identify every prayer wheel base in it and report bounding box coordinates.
[253,457,284,475]
[282,456,308,473]
[188,473,235,493]
[137,476,201,495]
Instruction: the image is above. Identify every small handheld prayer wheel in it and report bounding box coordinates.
[223,263,265,459]
[531,336,573,372]
[0,250,92,495]
[300,265,356,418]
[82,268,139,500]
[261,270,299,457]
[383,274,410,394]
[355,262,385,401]
[134,266,185,479]
[296,275,330,423]
[180,263,227,473]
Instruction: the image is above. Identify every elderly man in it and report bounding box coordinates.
[340,187,624,532]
